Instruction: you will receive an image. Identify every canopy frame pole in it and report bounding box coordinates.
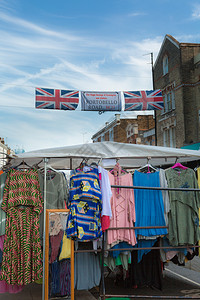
[42,157,48,300]
[101,231,106,300]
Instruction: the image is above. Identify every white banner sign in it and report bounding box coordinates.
[81,91,121,111]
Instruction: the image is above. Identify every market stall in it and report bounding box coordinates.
[2,141,200,300]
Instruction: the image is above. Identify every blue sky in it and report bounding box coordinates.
[0,0,200,152]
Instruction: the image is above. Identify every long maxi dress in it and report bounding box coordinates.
[0,168,43,285]
[165,167,200,246]
[107,164,136,247]
[133,170,167,239]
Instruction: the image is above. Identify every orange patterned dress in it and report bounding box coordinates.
[0,168,43,285]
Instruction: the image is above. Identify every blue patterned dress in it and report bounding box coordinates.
[66,167,102,241]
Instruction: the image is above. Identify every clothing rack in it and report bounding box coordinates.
[104,295,199,299]
[111,185,200,192]
[5,152,200,300]
[74,244,200,253]
[99,183,200,300]
[70,177,200,299]
[66,169,200,299]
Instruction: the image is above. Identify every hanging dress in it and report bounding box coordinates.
[0,168,43,285]
[165,167,200,246]
[107,164,136,247]
[133,170,167,239]
[66,167,102,241]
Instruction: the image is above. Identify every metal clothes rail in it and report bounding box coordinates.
[111,185,200,191]
[103,295,200,299]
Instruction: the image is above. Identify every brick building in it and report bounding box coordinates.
[153,34,200,148]
[91,113,155,145]
[0,137,15,169]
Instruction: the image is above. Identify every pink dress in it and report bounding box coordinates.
[107,164,136,247]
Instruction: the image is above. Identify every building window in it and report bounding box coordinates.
[163,55,168,75]
[163,129,168,147]
[101,134,105,141]
[162,90,175,113]
[109,129,114,141]
[163,127,176,148]
[170,127,176,148]
[171,91,175,109]
[133,124,138,134]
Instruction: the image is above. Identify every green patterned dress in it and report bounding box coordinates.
[0,168,43,285]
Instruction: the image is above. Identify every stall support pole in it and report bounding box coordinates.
[101,231,106,300]
[42,158,48,300]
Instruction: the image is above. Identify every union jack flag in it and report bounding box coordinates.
[124,89,164,111]
[35,88,79,110]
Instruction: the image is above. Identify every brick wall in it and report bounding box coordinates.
[181,45,200,144]
[114,116,155,144]
[93,115,155,144]
[154,37,185,147]
[154,36,200,147]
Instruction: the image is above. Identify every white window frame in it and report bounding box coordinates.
[171,91,175,110]
[170,126,176,148]
[162,90,175,114]
[109,129,114,141]
[163,55,168,75]
[163,127,176,148]
[163,129,168,147]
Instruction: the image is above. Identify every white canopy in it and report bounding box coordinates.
[9,141,200,169]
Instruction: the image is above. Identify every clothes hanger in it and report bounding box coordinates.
[89,161,98,168]
[32,159,43,169]
[138,157,157,173]
[13,160,33,169]
[171,162,188,170]
[46,165,59,173]
[75,158,90,171]
[171,158,188,170]
[109,161,128,174]
[38,165,59,178]
[138,164,157,173]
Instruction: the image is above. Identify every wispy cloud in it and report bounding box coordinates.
[128,12,147,17]
[174,33,200,43]
[0,0,15,12]
[0,10,161,98]
[0,11,81,40]
[191,3,200,19]
[0,9,162,151]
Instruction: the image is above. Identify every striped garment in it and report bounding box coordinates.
[0,168,43,285]
[70,167,102,201]
[67,167,102,241]
[66,198,102,241]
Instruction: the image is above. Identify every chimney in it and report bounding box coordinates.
[115,114,121,125]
